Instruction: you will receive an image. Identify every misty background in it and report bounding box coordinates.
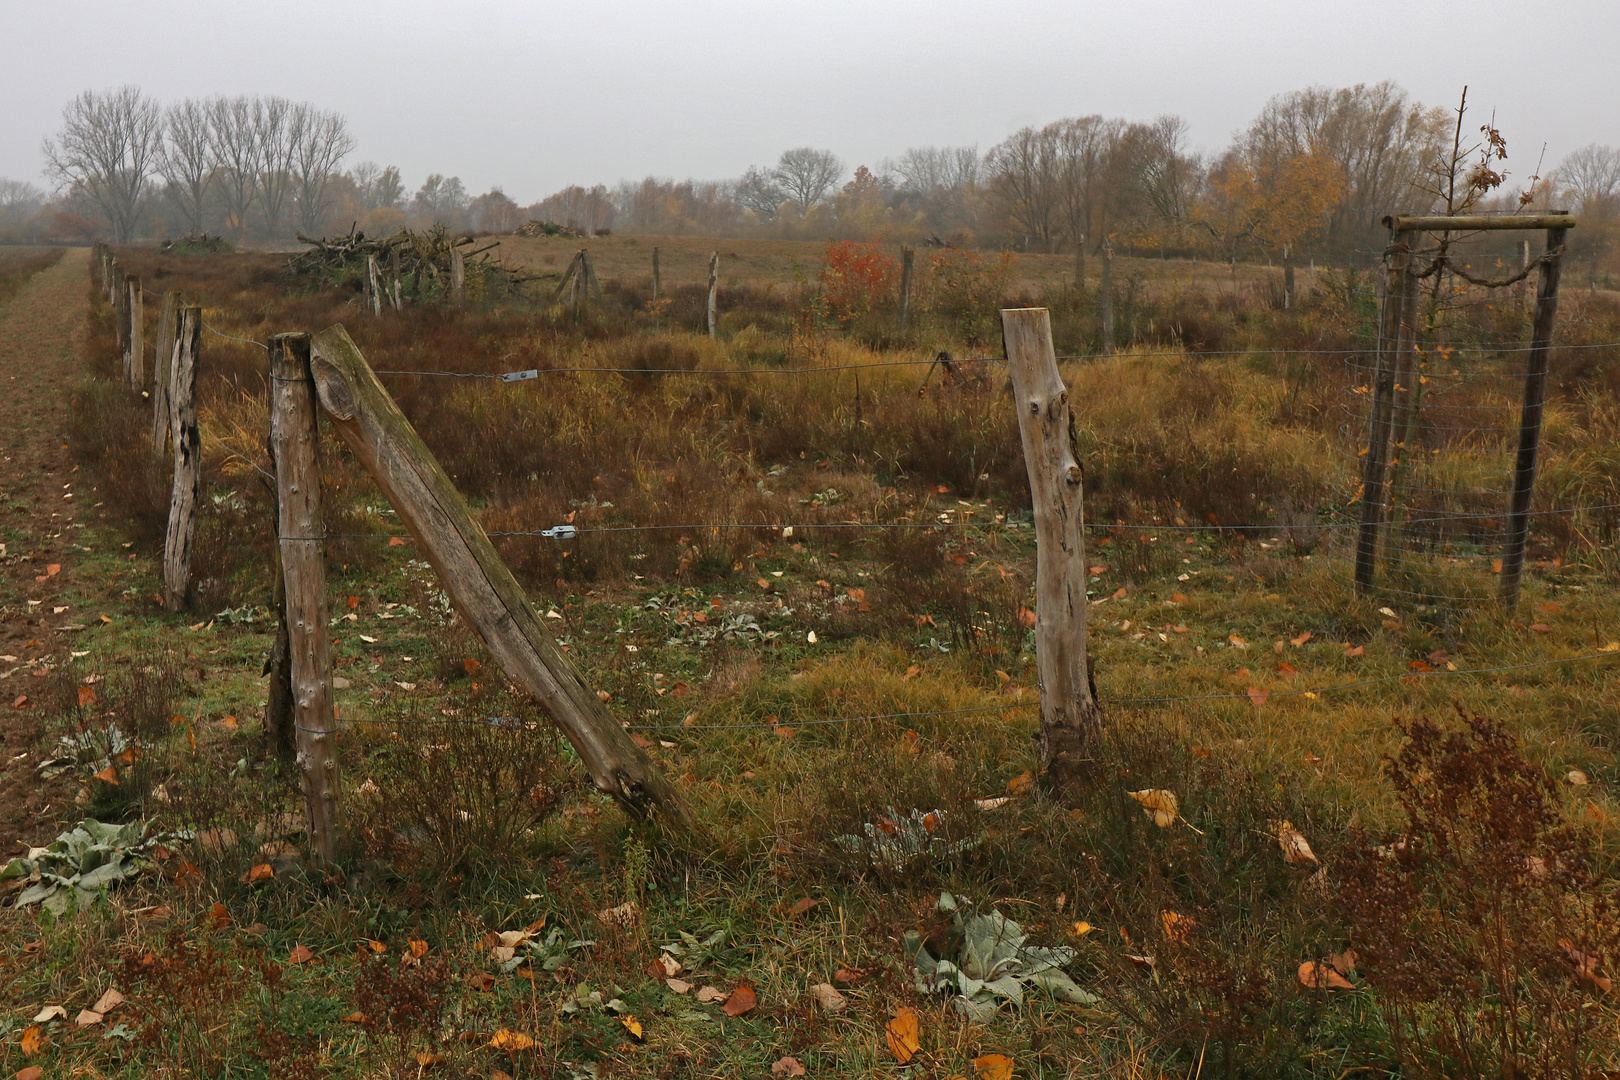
[3,0,1619,266]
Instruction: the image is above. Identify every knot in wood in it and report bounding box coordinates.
[1066,465,1082,484]
[1028,400,1041,415]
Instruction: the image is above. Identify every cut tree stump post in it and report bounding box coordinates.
[651,246,661,300]
[268,332,340,858]
[125,276,145,390]
[1501,225,1570,609]
[1001,307,1103,785]
[163,306,202,612]
[1099,241,1115,355]
[366,255,382,316]
[151,290,178,455]
[707,252,718,339]
[306,324,692,828]
[897,246,915,331]
[450,247,464,307]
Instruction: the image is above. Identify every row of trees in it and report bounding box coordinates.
[36,87,356,242]
[9,81,1619,270]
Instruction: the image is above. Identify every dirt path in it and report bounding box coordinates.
[0,247,92,849]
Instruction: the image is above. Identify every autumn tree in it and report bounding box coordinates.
[773,148,844,212]
[1195,148,1345,263]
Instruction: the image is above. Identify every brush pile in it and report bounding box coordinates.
[514,219,585,238]
[288,223,527,303]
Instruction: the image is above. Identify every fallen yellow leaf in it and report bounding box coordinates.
[885,1007,921,1063]
[974,1052,1015,1080]
[1128,788,1179,828]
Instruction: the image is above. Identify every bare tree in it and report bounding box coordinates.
[773,147,844,212]
[887,145,979,197]
[42,86,163,242]
[735,166,785,218]
[256,97,299,237]
[158,98,215,235]
[0,178,46,225]
[1553,144,1620,216]
[414,174,470,227]
[292,107,356,233]
[986,126,1061,249]
[471,187,522,232]
[1048,117,1122,258]
[350,163,405,212]
[208,95,265,242]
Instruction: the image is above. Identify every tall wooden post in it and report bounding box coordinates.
[306,324,691,828]
[163,307,202,612]
[897,246,915,331]
[366,255,382,316]
[1099,241,1115,355]
[1500,227,1569,609]
[1075,236,1086,289]
[269,332,340,858]
[114,270,131,371]
[449,247,465,307]
[1001,308,1102,785]
[125,277,145,390]
[651,246,661,301]
[389,245,402,312]
[1354,231,1414,592]
[706,251,719,339]
[582,249,602,301]
[151,291,178,455]
[104,254,117,306]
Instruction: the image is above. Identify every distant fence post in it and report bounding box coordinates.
[366,255,382,316]
[1283,242,1295,311]
[707,252,718,339]
[449,247,465,307]
[163,306,202,612]
[897,246,915,331]
[1001,307,1103,786]
[1099,241,1115,355]
[114,270,131,369]
[151,291,178,455]
[651,246,661,301]
[1500,225,1570,609]
[268,331,340,858]
[104,253,117,306]
[306,324,691,829]
[125,276,145,390]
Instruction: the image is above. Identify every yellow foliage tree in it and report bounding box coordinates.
[1195,150,1346,261]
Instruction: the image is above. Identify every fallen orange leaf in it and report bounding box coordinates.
[1298,960,1354,990]
[1246,687,1269,707]
[886,1007,921,1062]
[206,901,232,929]
[488,1029,536,1051]
[243,863,274,883]
[721,984,757,1016]
[288,944,314,964]
[388,536,406,546]
[92,765,120,785]
[20,1024,45,1056]
[78,685,97,707]
[974,1052,1015,1080]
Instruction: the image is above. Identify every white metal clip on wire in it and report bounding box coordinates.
[501,369,540,383]
[540,525,577,539]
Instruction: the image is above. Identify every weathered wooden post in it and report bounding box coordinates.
[897,246,915,331]
[1283,242,1295,312]
[449,247,465,307]
[1354,229,1415,592]
[104,253,118,306]
[1001,307,1102,786]
[651,246,661,301]
[306,324,691,828]
[389,244,403,312]
[151,291,178,455]
[366,255,383,316]
[113,270,131,368]
[268,332,340,858]
[1099,241,1115,355]
[163,307,202,612]
[124,276,145,390]
[706,251,719,339]
[1501,224,1570,609]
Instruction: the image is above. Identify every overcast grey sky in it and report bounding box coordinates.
[5,0,1618,201]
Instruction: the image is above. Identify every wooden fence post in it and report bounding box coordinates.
[707,252,718,339]
[897,247,915,331]
[125,277,145,390]
[114,270,130,370]
[1001,307,1103,786]
[163,306,202,612]
[306,324,691,828]
[1500,226,1570,609]
[268,332,340,858]
[449,247,465,307]
[1283,242,1295,312]
[1099,241,1115,355]
[1353,230,1414,593]
[151,291,178,455]
[366,255,382,316]
[651,246,661,301]
[104,254,117,306]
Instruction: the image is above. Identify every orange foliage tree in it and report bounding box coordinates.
[1195,150,1346,261]
[816,240,900,324]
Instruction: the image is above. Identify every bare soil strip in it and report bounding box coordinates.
[0,247,92,848]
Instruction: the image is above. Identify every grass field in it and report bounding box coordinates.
[3,239,1620,1078]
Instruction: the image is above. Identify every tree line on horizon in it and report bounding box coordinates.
[2,82,1616,274]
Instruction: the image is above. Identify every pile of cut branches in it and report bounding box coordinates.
[288,223,526,304]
